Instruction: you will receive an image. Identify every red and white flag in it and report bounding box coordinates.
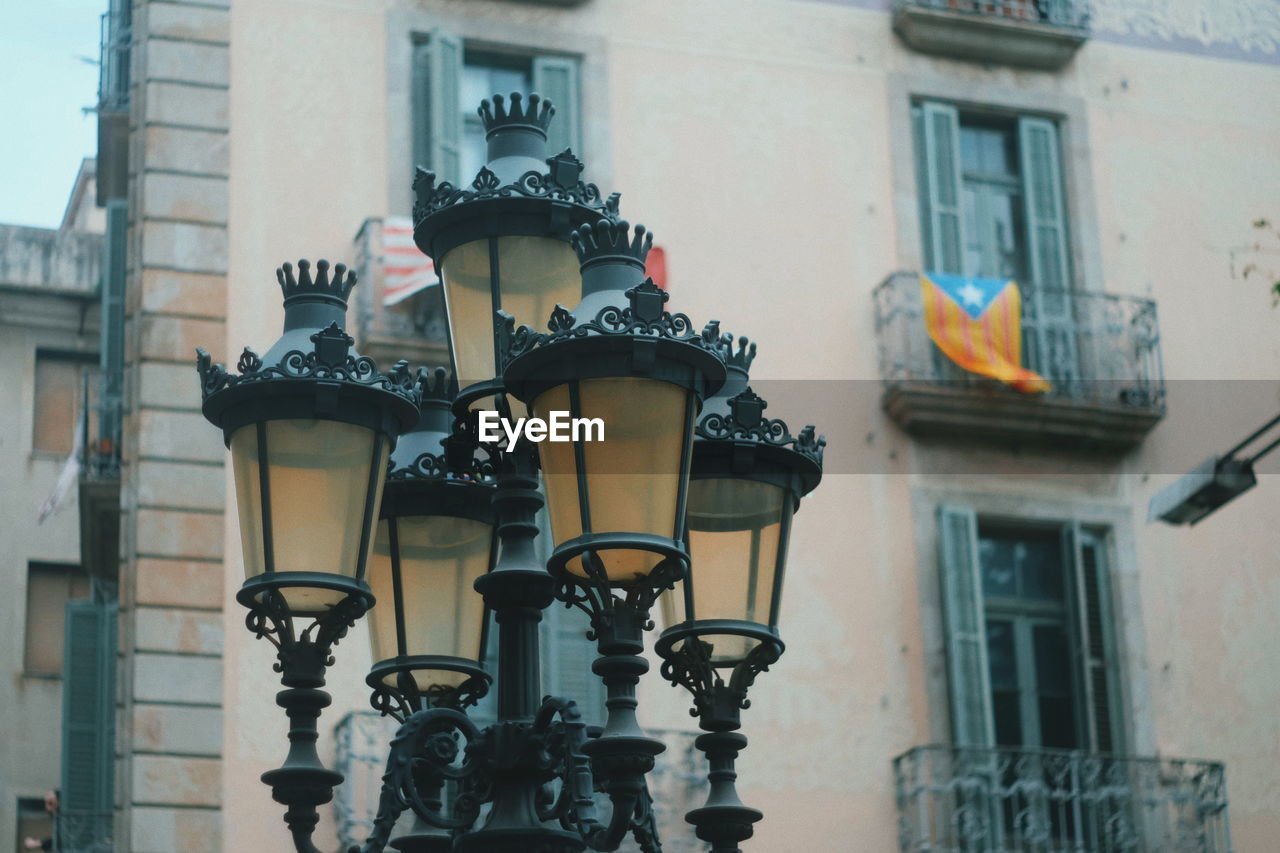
[382,216,438,306]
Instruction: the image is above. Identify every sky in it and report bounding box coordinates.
[1,1,104,229]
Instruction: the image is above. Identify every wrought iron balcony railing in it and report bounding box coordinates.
[55,809,115,852]
[97,8,131,113]
[873,272,1165,448]
[895,0,1089,29]
[893,744,1232,853]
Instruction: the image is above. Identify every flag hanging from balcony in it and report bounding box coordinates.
[382,216,438,306]
[920,272,1050,394]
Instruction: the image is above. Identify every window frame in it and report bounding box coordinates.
[887,73,1105,301]
[915,488,1152,756]
[385,8,610,218]
[31,349,99,458]
[23,561,92,679]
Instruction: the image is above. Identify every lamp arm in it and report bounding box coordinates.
[532,696,656,853]
[349,707,486,853]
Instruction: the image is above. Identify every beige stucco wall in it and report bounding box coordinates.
[215,1,1280,850]
[0,290,99,849]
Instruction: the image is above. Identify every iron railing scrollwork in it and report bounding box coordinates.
[874,271,1165,410]
[53,810,115,852]
[893,744,1232,853]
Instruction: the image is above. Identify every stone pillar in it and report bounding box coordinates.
[117,2,231,850]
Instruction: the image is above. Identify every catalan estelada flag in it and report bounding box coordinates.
[920,272,1050,394]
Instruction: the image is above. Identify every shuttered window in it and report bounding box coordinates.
[937,507,1121,753]
[914,102,1076,383]
[411,32,582,186]
[33,353,98,456]
[60,600,117,826]
[24,563,92,675]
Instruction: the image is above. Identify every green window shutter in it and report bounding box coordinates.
[1069,526,1121,754]
[542,604,604,727]
[532,56,581,158]
[1018,116,1077,381]
[1018,117,1070,293]
[60,601,117,819]
[937,505,994,747]
[918,101,967,275]
[412,30,463,183]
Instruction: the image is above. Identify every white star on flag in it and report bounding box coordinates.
[957,282,984,308]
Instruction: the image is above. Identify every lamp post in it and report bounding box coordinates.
[195,93,825,853]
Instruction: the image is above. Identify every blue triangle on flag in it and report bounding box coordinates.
[926,272,1012,320]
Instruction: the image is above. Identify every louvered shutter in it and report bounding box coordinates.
[532,56,581,158]
[919,101,968,276]
[542,604,604,727]
[412,30,463,183]
[1018,116,1077,383]
[535,502,604,726]
[938,505,994,747]
[60,601,117,824]
[1069,526,1121,753]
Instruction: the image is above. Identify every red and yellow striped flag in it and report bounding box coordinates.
[920,272,1050,394]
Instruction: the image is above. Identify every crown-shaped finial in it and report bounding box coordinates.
[276,259,357,306]
[478,93,555,139]
[710,330,757,373]
[415,366,457,404]
[570,219,653,270]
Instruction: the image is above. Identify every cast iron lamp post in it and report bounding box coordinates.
[195,93,825,853]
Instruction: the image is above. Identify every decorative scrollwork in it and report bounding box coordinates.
[195,329,417,405]
[503,280,715,367]
[696,387,827,468]
[411,153,617,229]
[350,708,487,853]
[658,638,719,720]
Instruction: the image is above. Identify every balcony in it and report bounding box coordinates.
[351,217,450,370]
[892,1,1089,71]
[96,4,131,203]
[873,272,1165,451]
[893,745,1231,853]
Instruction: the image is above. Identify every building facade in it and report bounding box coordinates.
[83,0,1280,851]
[0,161,115,851]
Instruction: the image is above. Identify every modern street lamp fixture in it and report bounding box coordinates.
[195,93,825,853]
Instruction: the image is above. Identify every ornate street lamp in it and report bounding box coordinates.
[195,93,826,853]
[412,92,617,401]
[196,259,419,850]
[657,334,825,852]
[366,367,495,720]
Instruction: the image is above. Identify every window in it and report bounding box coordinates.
[24,563,91,676]
[15,796,54,853]
[937,507,1121,753]
[32,352,98,456]
[913,102,1077,384]
[411,31,582,186]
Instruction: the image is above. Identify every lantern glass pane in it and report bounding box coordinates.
[439,236,580,388]
[534,378,689,583]
[368,516,491,691]
[230,419,389,613]
[662,478,790,663]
